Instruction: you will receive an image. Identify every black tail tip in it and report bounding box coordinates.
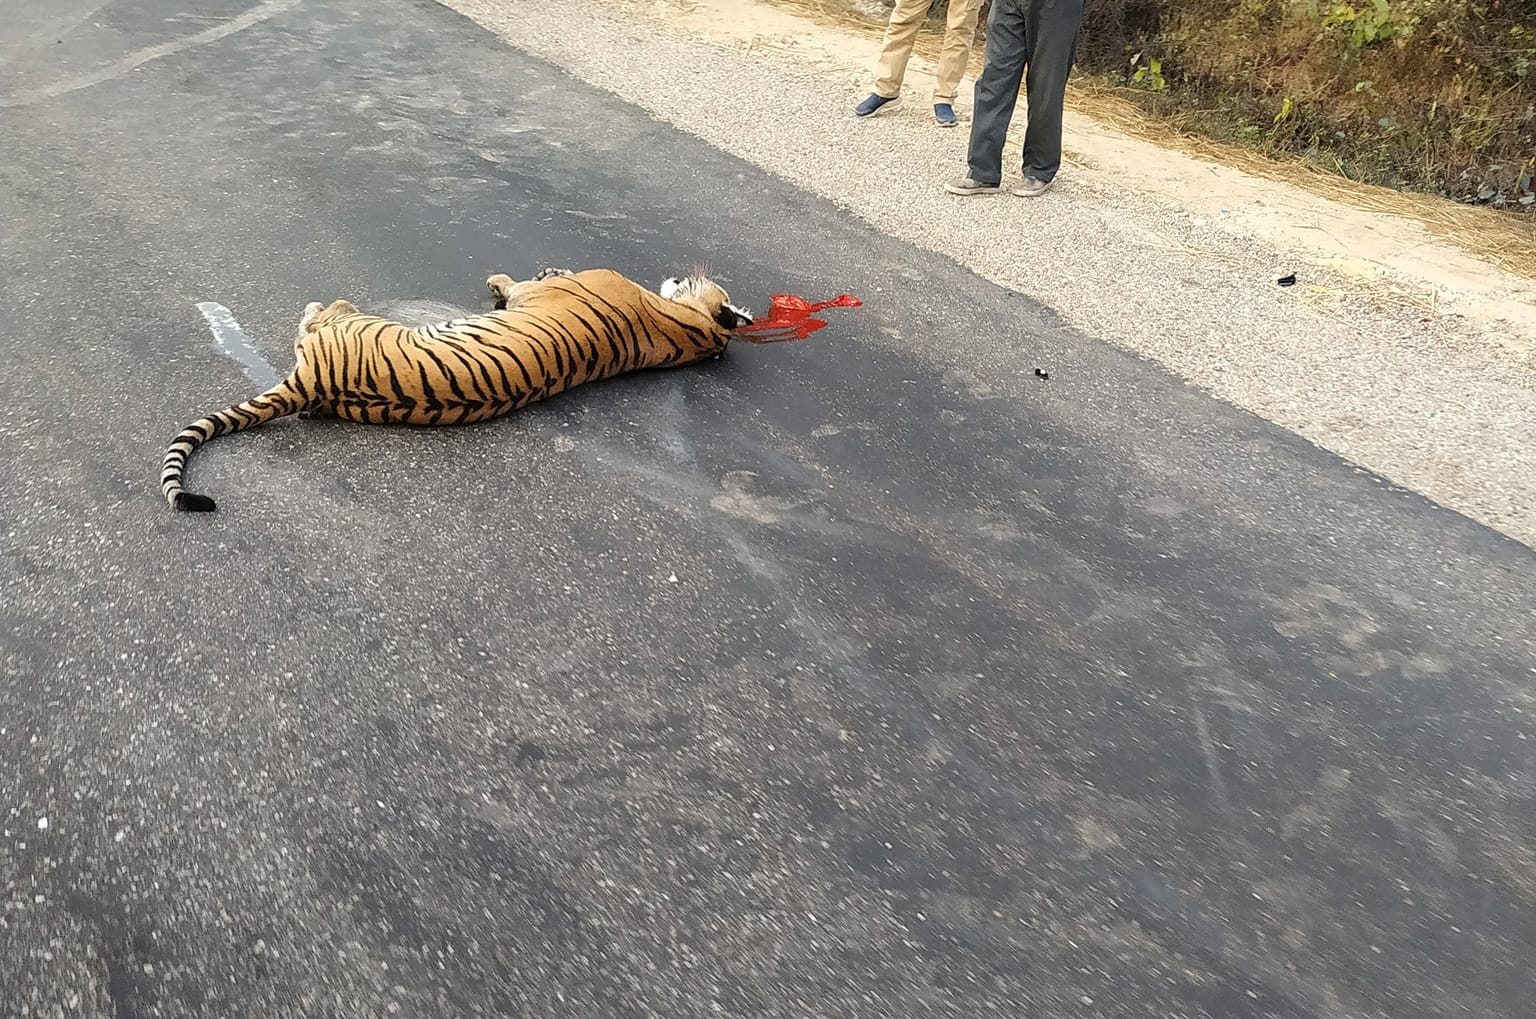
[174,492,217,513]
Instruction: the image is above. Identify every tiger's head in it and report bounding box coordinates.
[660,272,754,332]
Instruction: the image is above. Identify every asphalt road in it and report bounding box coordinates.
[2,1,1534,1017]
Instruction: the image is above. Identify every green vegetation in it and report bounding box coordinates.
[942,0,1535,215]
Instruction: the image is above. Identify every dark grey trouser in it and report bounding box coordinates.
[966,0,1084,185]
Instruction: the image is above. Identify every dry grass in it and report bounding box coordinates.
[755,0,1536,281]
[1067,82,1536,280]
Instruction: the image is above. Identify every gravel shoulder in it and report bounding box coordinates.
[439,0,1536,547]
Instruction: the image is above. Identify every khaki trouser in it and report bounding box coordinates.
[873,0,985,103]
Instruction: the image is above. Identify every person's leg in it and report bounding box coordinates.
[952,0,1028,190]
[932,0,985,125]
[860,0,933,115]
[1017,0,1083,187]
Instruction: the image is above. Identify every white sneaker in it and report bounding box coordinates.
[944,176,1001,196]
[1010,176,1052,198]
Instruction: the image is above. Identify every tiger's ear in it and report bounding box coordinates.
[715,303,753,330]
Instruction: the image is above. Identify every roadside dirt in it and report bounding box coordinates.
[622,0,1536,356]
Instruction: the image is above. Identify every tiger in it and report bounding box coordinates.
[161,265,754,512]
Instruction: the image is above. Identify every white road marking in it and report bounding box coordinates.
[195,301,281,390]
[0,0,303,108]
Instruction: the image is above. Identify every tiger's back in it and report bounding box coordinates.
[304,269,732,428]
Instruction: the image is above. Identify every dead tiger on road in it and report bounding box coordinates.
[161,266,754,512]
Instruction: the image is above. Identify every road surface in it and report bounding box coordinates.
[1,1,1533,1016]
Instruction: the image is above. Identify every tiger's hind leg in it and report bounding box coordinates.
[486,272,544,311]
[293,304,326,419]
[486,268,575,310]
[297,301,326,344]
[292,300,356,420]
[485,273,517,310]
[297,299,360,341]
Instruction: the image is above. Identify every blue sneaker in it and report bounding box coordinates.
[933,103,957,127]
[855,92,898,117]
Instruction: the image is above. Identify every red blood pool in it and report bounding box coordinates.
[732,292,862,344]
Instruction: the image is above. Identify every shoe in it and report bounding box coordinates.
[933,103,957,127]
[855,92,898,117]
[1010,176,1052,197]
[944,176,1001,196]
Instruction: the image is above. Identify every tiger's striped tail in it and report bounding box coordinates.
[162,378,306,512]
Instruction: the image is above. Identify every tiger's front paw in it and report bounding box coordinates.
[533,266,574,281]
